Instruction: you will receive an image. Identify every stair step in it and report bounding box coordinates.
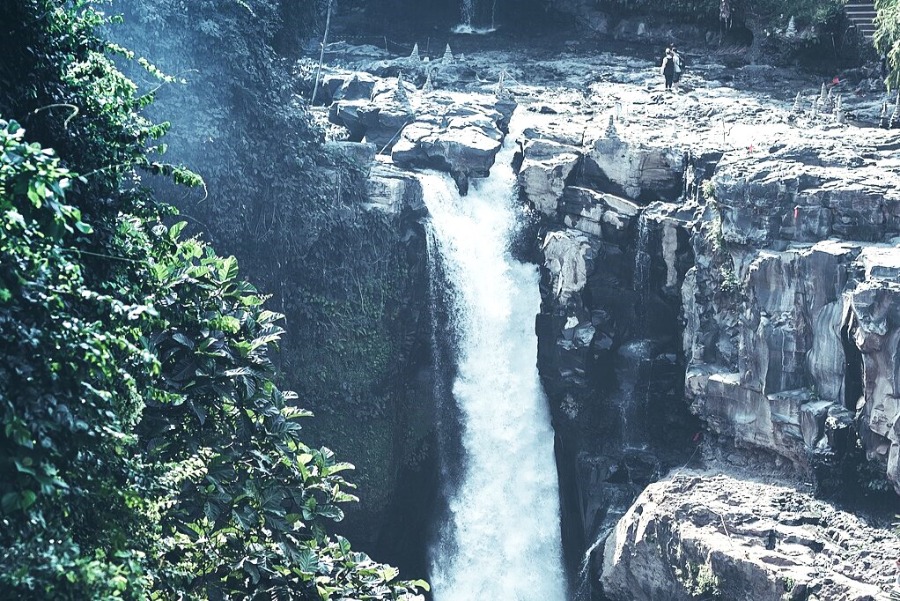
[842,0,875,40]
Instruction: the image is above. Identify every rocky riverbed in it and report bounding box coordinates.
[310,29,900,599]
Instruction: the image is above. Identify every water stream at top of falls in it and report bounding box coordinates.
[422,112,568,601]
[460,0,474,27]
[452,0,497,34]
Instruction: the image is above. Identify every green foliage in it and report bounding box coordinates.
[738,0,844,24]
[0,1,424,599]
[0,115,155,599]
[875,0,900,88]
[699,198,742,297]
[704,198,726,255]
[596,0,844,25]
[691,563,722,598]
[138,229,425,599]
[674,560,722,599]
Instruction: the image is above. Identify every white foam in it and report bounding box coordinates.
[424,112,568,601]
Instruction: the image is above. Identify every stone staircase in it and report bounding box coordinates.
[845,0,877,41]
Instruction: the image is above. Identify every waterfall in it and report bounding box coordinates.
[460,0,474,28]
[452,0,497,33]
[423,113,568,601]
[633,211,650,296]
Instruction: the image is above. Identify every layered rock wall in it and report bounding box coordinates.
[316,41,900,598]
[684,143,900,497]
[493,54,900,597]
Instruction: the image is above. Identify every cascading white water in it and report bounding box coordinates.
[452,0,497,33]
[460,0,474,27]
[423,113,568,601]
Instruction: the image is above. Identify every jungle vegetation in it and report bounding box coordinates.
[876,0,900,88]
[0,1,426,599]
[2,0,899,598]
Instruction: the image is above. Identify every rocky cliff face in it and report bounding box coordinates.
[511,52,899,600]
[684,141,900,498]
[316,26,900,598]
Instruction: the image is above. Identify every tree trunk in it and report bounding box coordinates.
[311,0,333,105]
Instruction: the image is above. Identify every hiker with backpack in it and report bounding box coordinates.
[672,45,683,91]
[660,47,675,91]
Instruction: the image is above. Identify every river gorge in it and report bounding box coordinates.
[308,11,900,597]
[129,3,900,599]
[9,1,900,599]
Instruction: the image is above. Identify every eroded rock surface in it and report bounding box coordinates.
[479,41,900,598]
[602,472,900,601]
[325,59,515,190]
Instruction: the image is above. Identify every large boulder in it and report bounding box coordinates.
[602,472,900,601]
[542,228,593,304]
[390,91,513,190]
[584,135,686,202]
[318,71,379,105]
[558,186,640,242]
[329,76,417,149]
[518,139,582,215]
[391,109,503,184]
[365,162,424,214]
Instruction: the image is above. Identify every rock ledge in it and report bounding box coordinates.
[602,470,900,601]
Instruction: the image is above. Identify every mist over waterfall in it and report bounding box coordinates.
[423,114,568,601]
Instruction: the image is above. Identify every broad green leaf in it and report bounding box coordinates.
[295,547,318,575]
[172,332,195,348]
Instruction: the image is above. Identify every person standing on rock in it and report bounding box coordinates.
[672,45,683,92]
[660,47,675,92]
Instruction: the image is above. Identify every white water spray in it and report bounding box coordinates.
[423,113,568,601]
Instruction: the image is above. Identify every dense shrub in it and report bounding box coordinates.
[594,0,844,24]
